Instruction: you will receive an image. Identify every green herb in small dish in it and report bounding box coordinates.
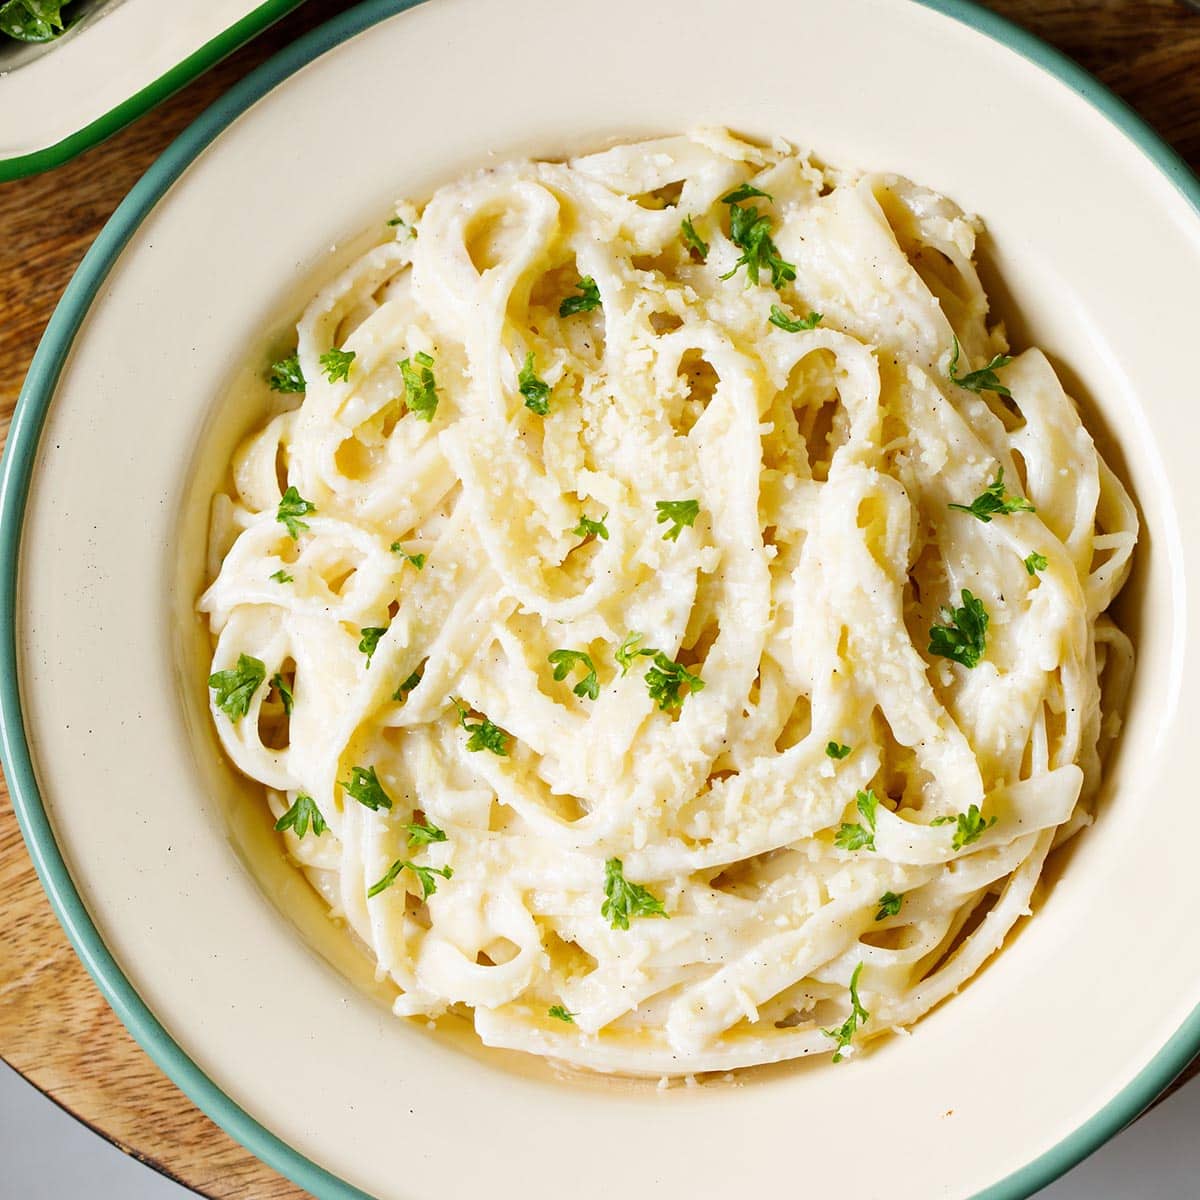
[0,0,71,43]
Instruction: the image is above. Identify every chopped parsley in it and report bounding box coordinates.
[1024,551,1049,576]
[769,305,822,332]
[948,336,1013,397]
[368,859,453,899]
[931,804,997,850]
[928,589,989,669]
[405,819,447,847]
[268,353,305,394]
[207,654,265,721]
[398,351,439,421]
[948,467,1035,522]
[271,672,294,716]
[644,653,704,711]
[875,891,903,921]
[548,649,600,700]
[339,764,392,811]
[392,670,422,701]
[601,857,668,930]
[276,486,316,539]
[822,962,869,1062]
[719,189,796,289]
[387,216,416,237]
[613,633,703,709]
[825,741,852,760]
[358,626,387,668]
[572,510,609,541]
[834,789,879,852]
[453,699,509,756]
[548,1005,577,1023]
[270,568,293,584]
[518,352,552,415]
[655,498,700,541]
[319,348,355,383]
[615,631,654,675]
[558,276,602,317]
[721,184,773,204]
[390,542,426,570]
[274,794,325,840]
[680,215,709,263]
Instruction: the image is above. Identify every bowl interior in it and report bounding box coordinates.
[10,1,1200,1198]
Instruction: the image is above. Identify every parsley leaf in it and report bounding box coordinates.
[680,216,709,263]
[644,653,704,711]
[572,510,609,541]
[207,654,266,721]
[1024,551,1048,576]
[601,857,668,930]
[835,789,879,852]
[948,336,1013,397]
[387,216,417,237]
[548,649,600,700]
[0,0,68,42]
[339,765,392,811]
[368,859,453,899]
[558,276,602,317]
[271,672,294,716]
[769,305,822,332]
[275,794,325,840]
[822,962,869,1063]
[719,191,796,289]
[932,804,997,850]
[825,741,852,760]
[875,891,903,921]
[721,183,773,204]
[268,353,305,394]
[615,631,655,675]
[655,498,700,541]
[548,1005,577,1023]
[453,699,509,756]
[358,626,386,668]
[398,351,439,421]
[612,635,702,707]
[390,542,426,570]
[270,568,293,584]
[319,348,355,383]
[948,467,1035,522]
[405,819,447,847]
[392,670,422,701]
[928,589,990,669]
[276,486,316,539]
[518,352,552,415]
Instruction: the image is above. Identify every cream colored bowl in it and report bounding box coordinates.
[2,2,1199,1198]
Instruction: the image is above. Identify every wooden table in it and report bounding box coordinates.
[1,2,1197,1197]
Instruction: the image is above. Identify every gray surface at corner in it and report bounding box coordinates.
[0,1060,193,1199]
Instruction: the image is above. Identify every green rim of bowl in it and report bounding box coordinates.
[0,0,306,181]
[0,2,1197,1197]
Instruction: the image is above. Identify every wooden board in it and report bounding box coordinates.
[1,3,1197,1197]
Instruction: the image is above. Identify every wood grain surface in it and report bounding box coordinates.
[1,3,1197,1198]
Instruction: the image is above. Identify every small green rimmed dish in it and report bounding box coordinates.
[0,0,305,180]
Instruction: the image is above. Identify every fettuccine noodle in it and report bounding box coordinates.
[200,130,1136,1075]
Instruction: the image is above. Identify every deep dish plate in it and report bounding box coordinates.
[1,2,1198,1198]
[0,0,304,180]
